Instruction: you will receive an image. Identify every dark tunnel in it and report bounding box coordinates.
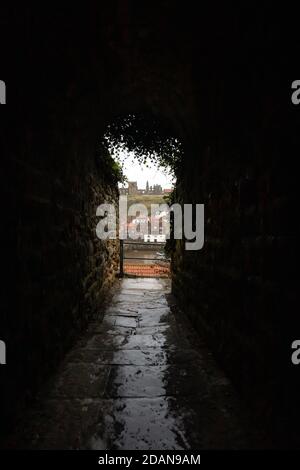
[0,2,299,452]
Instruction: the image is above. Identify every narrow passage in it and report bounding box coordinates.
[8,278,252,449]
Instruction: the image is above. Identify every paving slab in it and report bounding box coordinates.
[6,277,254,450]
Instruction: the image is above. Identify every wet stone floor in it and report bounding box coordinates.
[8,278,253,449]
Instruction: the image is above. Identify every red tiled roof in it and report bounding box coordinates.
[124,263,170,278]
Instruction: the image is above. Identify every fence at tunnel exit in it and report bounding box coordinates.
[119,240,170,278]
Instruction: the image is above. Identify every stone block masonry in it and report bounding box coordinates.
[171,108,299,446]
[0,129,120,439]
[0,3,299,448]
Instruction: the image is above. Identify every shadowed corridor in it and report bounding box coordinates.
[6,278,253,450]
[0,3,299,450]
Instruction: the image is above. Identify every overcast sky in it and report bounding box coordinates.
[117,151,174,190]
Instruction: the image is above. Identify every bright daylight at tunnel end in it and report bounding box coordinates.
[0,2,299,463]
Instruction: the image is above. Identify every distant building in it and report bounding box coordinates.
[119,181,172,196]
[144,182,164,195]
[128,181,139,195]
[152,184,163,195]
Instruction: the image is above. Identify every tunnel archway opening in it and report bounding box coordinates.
[101,113,184,278]
[103,113,184,177]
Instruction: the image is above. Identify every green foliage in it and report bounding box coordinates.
[162,190,175,205]
[103,113,183,176]
[95,141,127,184]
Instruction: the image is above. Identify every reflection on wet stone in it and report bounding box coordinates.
[7,278,251,449]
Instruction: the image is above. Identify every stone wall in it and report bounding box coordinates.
[1,3,298,447]
[0,126,120,437]
[171,79,299,446]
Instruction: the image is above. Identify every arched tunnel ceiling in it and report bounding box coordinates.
[1,2,299,450]
[3,2,285,149]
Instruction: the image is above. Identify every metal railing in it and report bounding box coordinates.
[119,240,170,277]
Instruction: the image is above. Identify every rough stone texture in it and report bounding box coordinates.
[4,278,256,450]
[171,107,299,446]
[0,135,120,436]
[1,3,298,447]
